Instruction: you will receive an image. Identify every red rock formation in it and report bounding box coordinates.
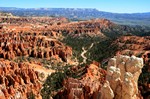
[56,62,106,99]
[49,19,114,38]
[0,31,72,62]
[113,36,150,56]
[0,60,42,99]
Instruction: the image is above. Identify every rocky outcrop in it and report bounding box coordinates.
[111,36,150,98]
[114,36,150,56]
[55,62,107,99]
[0,17,68,26]
[0,12,14,18]
[0,16,72,63]
[50,19,113,37]
[0,60,42,99]
[101,55,143,99]
[56,55,144,99]
[0,32,72,62]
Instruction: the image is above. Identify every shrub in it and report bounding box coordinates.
[27,91,35,99]
[41,72,67,98]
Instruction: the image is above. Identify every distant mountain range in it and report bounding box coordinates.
[0,7,150,26]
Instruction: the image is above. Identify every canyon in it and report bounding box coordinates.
[0,13,149,99]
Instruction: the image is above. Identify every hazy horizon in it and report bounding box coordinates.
[1,7,150,14]
[0,0,149,13]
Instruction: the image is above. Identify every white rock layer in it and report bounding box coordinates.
[101,55,143,99]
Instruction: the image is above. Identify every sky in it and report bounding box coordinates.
[0,0,149,13]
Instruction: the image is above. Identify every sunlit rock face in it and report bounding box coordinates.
[0,60,42,99]
[0,32,72,63]
[102,55,144,99]
[55,62,107,99]
[54,55,144,99]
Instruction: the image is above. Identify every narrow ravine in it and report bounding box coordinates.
[81,43,94,64]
